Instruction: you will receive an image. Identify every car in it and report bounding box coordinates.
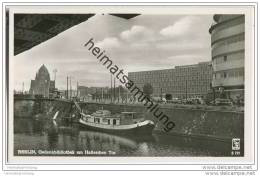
[209,100,216,105]
[182,98,193,104]
[190,97,205,104]
[167,98,182,104]
[152,97,166,104]
[234,96,244,106]
[214,98,233,106]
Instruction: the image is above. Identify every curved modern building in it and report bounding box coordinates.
[209,15,244,99]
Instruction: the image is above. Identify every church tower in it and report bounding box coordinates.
[29,65,55,98]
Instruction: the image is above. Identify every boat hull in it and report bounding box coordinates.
[79,119,155,135]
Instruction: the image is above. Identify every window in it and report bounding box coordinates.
[224,55,227,62]
[229,71,234,77]
[113,119,116,125]
[223,72,227,78]
[94,118,100,123]
[234,71,239,77]
[239,70,244,76]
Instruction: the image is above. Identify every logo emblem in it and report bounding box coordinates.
[232,138,240,150]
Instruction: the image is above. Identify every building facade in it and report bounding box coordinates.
[78,86,110,97]
[209,15,244,99]
[128,62,213,99]
[29,65,55,98]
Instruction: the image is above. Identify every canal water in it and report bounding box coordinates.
[14,117,238,157]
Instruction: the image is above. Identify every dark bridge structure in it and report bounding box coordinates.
[13,13,139,55]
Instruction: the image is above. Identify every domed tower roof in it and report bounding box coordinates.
[37,64,50,80]
[39,64,49,73]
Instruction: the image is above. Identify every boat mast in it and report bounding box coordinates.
[66,76,69,99]
[110,74,112,103]
[113,77,116,103]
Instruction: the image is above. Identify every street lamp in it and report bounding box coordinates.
[53,69,57,81]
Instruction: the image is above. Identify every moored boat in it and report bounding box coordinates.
[79,110,155,135]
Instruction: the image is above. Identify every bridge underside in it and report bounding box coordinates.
[13,13,139,55]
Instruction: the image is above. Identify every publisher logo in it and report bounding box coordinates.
[232,138,240,150]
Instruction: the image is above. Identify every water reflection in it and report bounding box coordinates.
[14,117,237,156]
[47,121,59,149]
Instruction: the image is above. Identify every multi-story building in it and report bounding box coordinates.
[128,62,213,99]
[78,86,109,97]
[209,14,244,99]
[29,64,55,98]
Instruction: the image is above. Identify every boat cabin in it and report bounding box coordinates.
[81,110,144,125]
[120,112,144,125]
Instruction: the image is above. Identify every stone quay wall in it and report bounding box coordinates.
[13,98,244,141]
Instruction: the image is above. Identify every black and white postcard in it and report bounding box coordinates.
[1,2,258,174]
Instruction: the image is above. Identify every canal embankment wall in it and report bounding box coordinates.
[14,99,244,141]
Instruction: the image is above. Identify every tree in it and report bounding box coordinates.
[143,83,153,98]
[165,94,172,100]
[219,86,227,99]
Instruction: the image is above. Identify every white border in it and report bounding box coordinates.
[2,2,257,171]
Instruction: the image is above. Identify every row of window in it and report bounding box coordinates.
[130,74,212,80]
[135,83,212,89]
[132,72,212,78]
[213,52,244,65]
[153,86,211,90]
[132,78,212,84]
[152,88,210,93]
[212,33,244,50]
[128,66,212,78]
[213,69,244,79]
[134,84,211,91]
[130,69,212,76]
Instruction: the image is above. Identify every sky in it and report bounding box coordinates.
[13,14,213,91]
